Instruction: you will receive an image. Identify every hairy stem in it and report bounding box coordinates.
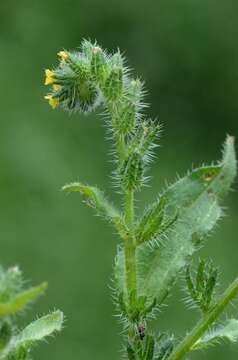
[125,189,134,230]
[107,104,126,164]
[124,239,137,301]
[168,277,238,360]
[116,133,126,165]
[124,189,137,303]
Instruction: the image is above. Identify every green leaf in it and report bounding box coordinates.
[128,120,160,158]
[0,266,23,304]
[115,136,236,304]
[0,283,47,317]
[62,182,127,235]
[119,151,144,191]
[16,311,63,345]
[156,334,174,360]
[185,260,218,313]
[143,335,155,360]
[135,196,176,245]
[1,311,63,359]
[0,322,11,351]
[127,343,136,360]
[192,319,238,350]
[62,182,117,216]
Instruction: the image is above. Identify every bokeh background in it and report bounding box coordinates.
[0,0,238,359]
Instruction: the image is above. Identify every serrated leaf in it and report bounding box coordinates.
[0,311,63,359]
[0,283,47,317]
[115,136,236,303]
[192,319,238,350]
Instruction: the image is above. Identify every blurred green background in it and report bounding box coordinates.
[0,0,238,359]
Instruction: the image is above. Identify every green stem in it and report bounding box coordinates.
[124,239,137,300]
[107,99,137,307]
[125,189,134,229]
[117,133,126,165]
[168,277,238,360]
[107,103,126,164]
[124,189,137,303]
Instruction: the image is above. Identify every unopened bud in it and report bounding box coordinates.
[120,152,143,191]
[104,65,123,101]
[91,47,109,83]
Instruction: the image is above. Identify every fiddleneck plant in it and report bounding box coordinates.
[0,266,63,360]
[45,40,237,360]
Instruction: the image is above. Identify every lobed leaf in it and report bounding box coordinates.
[115,136,236,304]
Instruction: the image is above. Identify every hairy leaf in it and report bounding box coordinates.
[1,311,63,359]
[62,182,116,216]
[115,136,236,303]
[135,197,176,245]
[192,319,238,350]
[0,283,47,317]
[62,182,127,235]
[0,267,23,304]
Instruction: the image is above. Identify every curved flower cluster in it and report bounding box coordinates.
[44,43,100,112]
[45,41,156,191]
[44,40,127,113]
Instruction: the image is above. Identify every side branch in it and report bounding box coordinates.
[167,277,238,360]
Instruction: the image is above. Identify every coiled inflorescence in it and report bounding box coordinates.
[44,40,160,192]
[44,40,129,113]
[44,46,100,112]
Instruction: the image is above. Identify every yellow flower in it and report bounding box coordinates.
[45,69,55,85]
[53,84,62,91]
[44,95,59,109]
[57,51,69,61]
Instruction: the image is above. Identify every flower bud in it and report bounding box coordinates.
[91,47,109,83]
[81,39,95,59]
[44,95,59,109]
[44,69,55,85]
[127,79,145,111]
[44,49,101,112]
[113,100,136,135]
[104,65,123,101]
[57,51,69,61]
[120,152,143,191]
